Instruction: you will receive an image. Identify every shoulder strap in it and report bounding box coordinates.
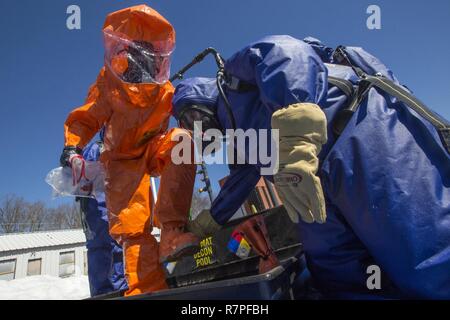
[328,76,354,98]
[331,46,450,154]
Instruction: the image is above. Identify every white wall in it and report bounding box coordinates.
[0,244,87,280]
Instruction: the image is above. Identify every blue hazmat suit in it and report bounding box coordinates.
[80,141,128,296]
[172,35,450,299]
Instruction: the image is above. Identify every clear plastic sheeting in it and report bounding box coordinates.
[45,161,106,199]
[103,29,173,84]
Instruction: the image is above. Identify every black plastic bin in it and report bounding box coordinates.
[119,256,304,300]
[88,207,304,300]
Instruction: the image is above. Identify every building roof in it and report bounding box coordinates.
[0,229,87,253]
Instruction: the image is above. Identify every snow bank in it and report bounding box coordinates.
[0,275,90,300]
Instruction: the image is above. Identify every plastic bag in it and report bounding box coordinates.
[45,161,106,199]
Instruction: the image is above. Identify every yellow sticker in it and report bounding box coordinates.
[194,236,216,268]
[236,237,251,259]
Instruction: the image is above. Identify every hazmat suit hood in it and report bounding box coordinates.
[103,5,175,47]
[216,35,328,131]
[101,5,176,106]
[172,77,219,119]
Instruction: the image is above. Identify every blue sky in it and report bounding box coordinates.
[0,0,449,206]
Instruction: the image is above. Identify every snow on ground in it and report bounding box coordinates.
[0,275,90,300]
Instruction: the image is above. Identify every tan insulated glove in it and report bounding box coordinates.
[271,103,328,224]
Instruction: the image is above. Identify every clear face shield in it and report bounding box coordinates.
[103,30,174,84]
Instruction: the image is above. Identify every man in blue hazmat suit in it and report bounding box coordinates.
[78,136,128,296]
[172,35,450,299]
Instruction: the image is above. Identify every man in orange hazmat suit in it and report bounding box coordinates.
[60,5,199,296]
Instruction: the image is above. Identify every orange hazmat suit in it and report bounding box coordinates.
[63,5,197,296]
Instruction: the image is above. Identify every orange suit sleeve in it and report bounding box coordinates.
[64,70,112,147]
